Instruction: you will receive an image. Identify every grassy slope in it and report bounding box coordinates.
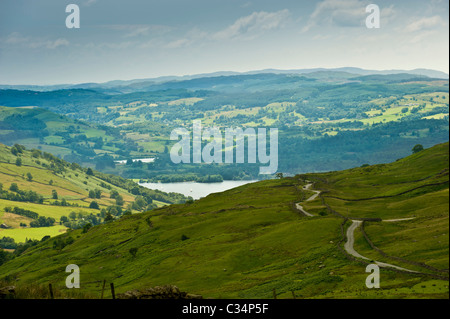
[0,143,138,241]
[301,142,449,274]
[0,143,448,299]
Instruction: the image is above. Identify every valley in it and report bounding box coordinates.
[0,142,447,299]
[1,71,448,182]
[0,69,448,299]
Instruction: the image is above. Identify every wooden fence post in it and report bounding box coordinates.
[110,282,115,299]
[100,280,106,299]
[272,288,277,299]
[49,283,54,299]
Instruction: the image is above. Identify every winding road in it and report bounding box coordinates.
[296,181,420,274]
[295,183,321,217]
[344,219,419,273]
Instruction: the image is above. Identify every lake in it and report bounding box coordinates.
[115,158,155,164]
[139,180,258,200]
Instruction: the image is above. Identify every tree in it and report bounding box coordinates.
[115,195,124,206]
[108,206,119,216]
[15,157,22,166]
[132,196,147,211]
[10,146,18,156]
[9,183,19,192]
[52,190,58,199]
[0,249,10,266]
[110,190,119,199]
[82,223,92,233]
[60,215,69,224]
[275,172,283,179]
[122,210,132,216]
[26,172,33,181]
[412,144,424,154]
[69,211,77,220]
[104,212,114,222]
[89,201,99,209]
[86,168,94,176]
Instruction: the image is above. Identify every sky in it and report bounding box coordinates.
[0,0,448,85]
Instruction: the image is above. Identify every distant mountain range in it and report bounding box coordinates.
[1,67,447,92]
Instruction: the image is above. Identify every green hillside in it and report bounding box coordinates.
[0,143,188,245]
[0,143,448,299]
[1,74,448,181]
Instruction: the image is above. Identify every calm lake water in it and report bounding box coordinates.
[139,180,258,200]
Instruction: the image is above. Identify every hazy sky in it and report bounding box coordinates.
[0,0,448,84]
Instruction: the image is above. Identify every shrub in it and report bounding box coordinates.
[82,223,92,233]
[412,144,424,154]
[129,247,138,258]
[89,201,99,210]
[9,183,19,192]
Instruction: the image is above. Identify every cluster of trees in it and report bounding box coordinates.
[109,189,124,206]
[52,236,74,251]
[10,143,26,156]
[129,196,155,212]
[0,183,44,204]
[88,189,102,199]
[30,216,55,228]
[3,206,55,228]
[93,168,189,204]
[59,212,101,230]
[4,206,39,219]
[0,237,48,266]
[0,236,17,249]
[110,189,154,212]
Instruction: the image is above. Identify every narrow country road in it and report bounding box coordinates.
[344,219,419,273]
[296,182,419,274]
[295,183,321,217]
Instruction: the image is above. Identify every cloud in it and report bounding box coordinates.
[213,9,290,40]
[303,0,365,32]
[301,0,397,32]
[4,32,28,45]
[44,38,70,49]
[409,30,438,44]
[86,41,134,50]
[105,24,172,38]
[124,26,152,38]
[3,32,69,49]
[156,10,291,50]
[404,15,447,33]
[83,0,98,7]
[165,38,191,49]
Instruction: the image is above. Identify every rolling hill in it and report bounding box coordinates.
[1,71,448,182]
[0,143,189,244]
[0,142,447,299]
